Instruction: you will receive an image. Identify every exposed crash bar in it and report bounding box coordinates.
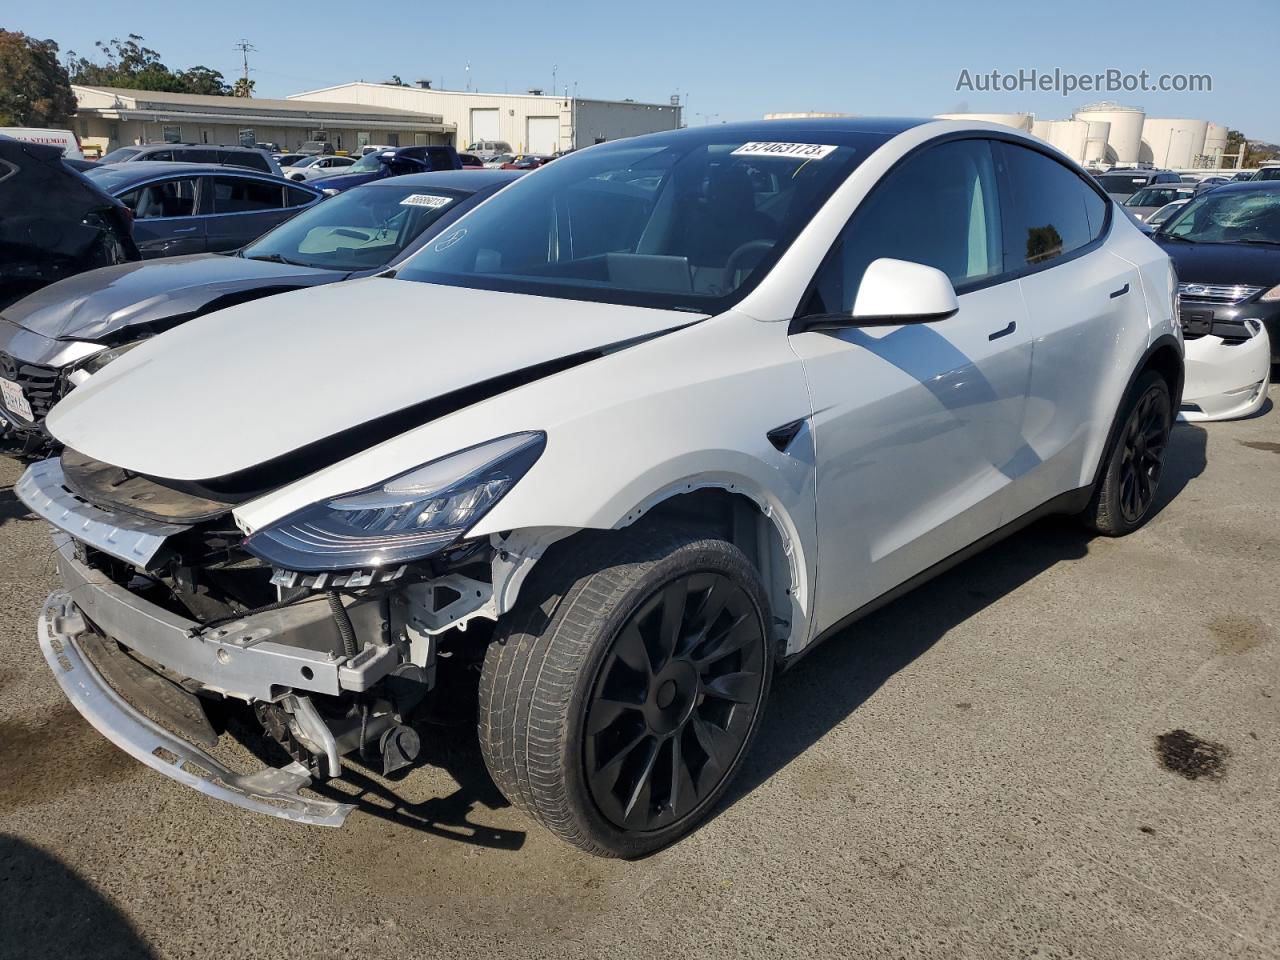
[39,593,354,827]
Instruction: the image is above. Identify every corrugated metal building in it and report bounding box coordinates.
[72,85,453,156]
[287,82,682,153]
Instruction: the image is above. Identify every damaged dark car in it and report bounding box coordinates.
[0,170,522,450]
[0,136,138,315]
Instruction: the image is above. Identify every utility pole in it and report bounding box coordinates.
[552,65,558,98]
[233,39,256,97]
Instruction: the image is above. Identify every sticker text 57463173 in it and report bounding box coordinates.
[730,142,838,160]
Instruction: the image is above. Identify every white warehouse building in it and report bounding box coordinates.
[287,82,682,155]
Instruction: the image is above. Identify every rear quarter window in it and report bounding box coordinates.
[221,150,270,172]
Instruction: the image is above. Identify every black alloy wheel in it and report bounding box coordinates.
[583,572,766,833]
[1117,384,1171,523]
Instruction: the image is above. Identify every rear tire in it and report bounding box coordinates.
[478,525,773,858]
[1080,370,1172,536]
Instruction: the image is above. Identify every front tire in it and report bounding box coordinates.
[1081,370,1173,536]
[478,526,773,858]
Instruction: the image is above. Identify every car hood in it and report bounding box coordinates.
[4,254,341,341]
[47,278,701,481]
[1154,239,1280,288]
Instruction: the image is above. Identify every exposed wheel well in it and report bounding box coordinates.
[631,488,797,652]
[1143,342,1184,408]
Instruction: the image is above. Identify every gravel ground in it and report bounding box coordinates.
[1,390,1277,960]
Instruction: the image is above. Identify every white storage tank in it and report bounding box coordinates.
[1083,120,1111,166]
[1031,119,1052,140]
[1141,117,1209,169]
[1203,123,1229,166]
[935,112,1033,131]
[1045,120,1090,164]
[1074,102,1145,165]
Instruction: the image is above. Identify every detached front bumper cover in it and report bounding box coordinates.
[39,592,354,827]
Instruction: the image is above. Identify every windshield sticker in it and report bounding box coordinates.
[731,142,837,160]
[401,194,454,209]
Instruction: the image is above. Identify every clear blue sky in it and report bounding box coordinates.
[11,0,1279,141]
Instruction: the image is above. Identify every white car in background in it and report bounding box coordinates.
[280,155,357,182]
[1146,199,1189,230]
[20,119,1182,858]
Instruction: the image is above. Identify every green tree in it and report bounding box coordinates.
[177,65,231,96]
[384,74,407,86]
[68,35,231,95]
[0,29,77,127]
[231,76,255,98]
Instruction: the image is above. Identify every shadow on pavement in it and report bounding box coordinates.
[0,834,155,960]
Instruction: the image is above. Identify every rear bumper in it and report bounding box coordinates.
[39,591,354,826]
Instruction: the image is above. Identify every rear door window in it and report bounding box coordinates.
[117,177,198,218]
[141,149,173,162]
[997,142,1102,268]
[211,176,284,213]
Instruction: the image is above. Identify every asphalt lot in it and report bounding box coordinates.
[1,391,1277,960]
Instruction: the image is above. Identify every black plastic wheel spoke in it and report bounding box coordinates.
[612,622,653,679]
[693,612,754,668]
[621,739,660,825]
[654,578,689,671]
[689,714,732,771]
[587,696,643,735]
[593,728,650,779]
[669,732,696,817]
[703,670,759,704]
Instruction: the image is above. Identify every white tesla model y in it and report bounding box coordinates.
[20,118,1182,857]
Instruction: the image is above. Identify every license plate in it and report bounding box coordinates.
[0,376,33,421]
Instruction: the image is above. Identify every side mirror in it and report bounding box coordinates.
[851,258,959,325]
[792,258,959,333]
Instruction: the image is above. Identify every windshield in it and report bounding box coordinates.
[1147,202,1186,226]
[395,130,879,312]
[240,183,472,271]
[343,152,385,174]
[1126,186,1189,207]
[99,147,141,164]
[291,155,322,168]
[1160,188,1280,244]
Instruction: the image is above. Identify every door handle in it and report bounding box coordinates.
[172,226,198,233]
[988,320,1017,341]
[1109,283,1130,299]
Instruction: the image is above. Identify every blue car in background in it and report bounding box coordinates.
[314,145,462,194]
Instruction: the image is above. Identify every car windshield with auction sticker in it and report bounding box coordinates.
[395,128,881,313]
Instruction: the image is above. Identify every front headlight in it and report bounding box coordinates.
[1259,284,1280,302]
[75,339,147,377]
[244,431,545,571]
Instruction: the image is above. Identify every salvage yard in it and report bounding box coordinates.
[1,390,1277,959]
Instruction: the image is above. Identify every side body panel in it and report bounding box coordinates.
[791,281,1034,634]
[1006,246,1148,517]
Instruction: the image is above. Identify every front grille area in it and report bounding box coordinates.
[0,351,62,420]
[1177,282,1264,304]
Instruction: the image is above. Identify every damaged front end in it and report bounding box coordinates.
[20,446,550,826]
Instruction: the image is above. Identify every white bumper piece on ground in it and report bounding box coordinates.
[1180,322,1272,422]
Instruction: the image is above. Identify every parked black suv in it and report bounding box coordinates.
[1095,168,1182,201]
[98,143,283,177]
